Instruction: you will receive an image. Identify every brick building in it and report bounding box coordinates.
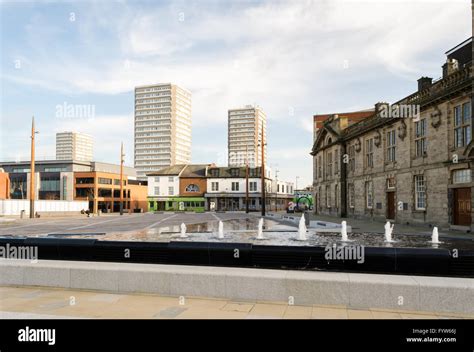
[74,171,147,213]
[311,38,473,230]
[0,170,10,200]
[147,164,212,212]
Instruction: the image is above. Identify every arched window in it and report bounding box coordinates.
[185,184,200,192]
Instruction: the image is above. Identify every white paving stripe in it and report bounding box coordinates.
[210,213,221,222]
[0,218,80,230]
[48,214,149,233]
[144,214,179,230]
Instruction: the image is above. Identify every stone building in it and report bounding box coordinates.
[311,37,473,231]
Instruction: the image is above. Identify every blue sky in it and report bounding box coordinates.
[0,0,471,187]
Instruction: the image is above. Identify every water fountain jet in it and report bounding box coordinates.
[341,221,348,242]
[218,221,224,239]
[256,218,265,240]
[384,221,394,242]
[431,226,441,244]
[180,223,188,238]
[297,214,307,241]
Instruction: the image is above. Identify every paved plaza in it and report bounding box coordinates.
[1,286,471,320]
[0,212,267,237]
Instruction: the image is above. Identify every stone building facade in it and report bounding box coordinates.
[311,38,473,230]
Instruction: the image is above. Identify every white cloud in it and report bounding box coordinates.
[1,0,471,184]
[5,1,470,106]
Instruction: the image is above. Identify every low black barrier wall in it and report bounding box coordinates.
[0,238,471,278]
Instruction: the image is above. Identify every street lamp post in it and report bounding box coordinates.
[274,168,279,212]
[245,145,249,213]
[260,121,266,216]
[29,117,37,219]
[119,142,124,216]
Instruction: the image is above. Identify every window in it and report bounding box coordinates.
[168,176,174,182]
[230,168,240,177]
[231,182,239,191]
[453,169,472,184]
[98,188,112,197]
[210,169,219,177]
[277,184,280,192]
[45,167,66,172]
[387,177,395,189]
[335,184,339,208]
[318,156,322,178]
[326,152,333,177]
[317,186,321,209]
[365,181,373,209]
[415,119,427,157]
[365,138,374,168]
[154,186,160,195]
[211,182,219,191]
[414,175,426,210]
[13,168,30,173]
[387,130,396,162]
[454,103,471,148]
[98,178,112,185]
[76,177,94,184]
[154,177,160,182]
[249,182,257,191]
[334,150,339,174]
[76,188,93,198]
[348,145,355,172]
[326,185,330,208]
[114,179,125,186]
[314,159,317,180]
[185,184,200,192]
[348,184,355,208]
[168,186,174,195]
[40,176,60,191]
[113,189,126,198]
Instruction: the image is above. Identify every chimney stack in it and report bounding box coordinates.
[442,58,459,78]
[375,102,389,113]
[417,77,433,91]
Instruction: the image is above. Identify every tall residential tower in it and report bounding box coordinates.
[134,83,192,179]
[228,105,266,167]
[56,132,94,161]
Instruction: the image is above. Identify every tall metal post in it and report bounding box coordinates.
[120,142,124,215]
[29,117,36,218]
[245,145,249,213]
[261,121,266,216]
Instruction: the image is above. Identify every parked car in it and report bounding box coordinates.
[286,202,296,213]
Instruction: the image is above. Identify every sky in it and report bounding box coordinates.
[0,0,471,187]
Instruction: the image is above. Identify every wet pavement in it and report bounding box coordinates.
[1,212,473,250]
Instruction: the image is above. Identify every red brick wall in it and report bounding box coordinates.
[179,178,207,197]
